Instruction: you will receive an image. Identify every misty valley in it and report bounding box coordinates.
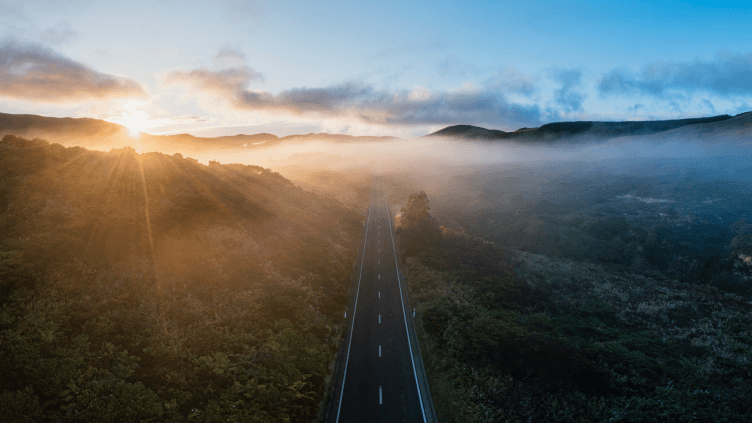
[4,2,752,421]
[390,164,752,421]
[1,111,752,422]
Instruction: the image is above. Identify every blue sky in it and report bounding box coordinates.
[1,0,751,137]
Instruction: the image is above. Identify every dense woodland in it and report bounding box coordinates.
[0,136,363,422]
[430,165,752,295]
[397,191,752,422]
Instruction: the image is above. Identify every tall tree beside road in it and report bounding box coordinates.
[397,191,443,267]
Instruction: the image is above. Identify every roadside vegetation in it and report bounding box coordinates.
[397,191,752,422]
[0,136,363,422]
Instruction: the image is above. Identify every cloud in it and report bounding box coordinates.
[599,51,752,97]
[165,52,542,129]
[213,46,246,67]
[485,66,538,97]
[39,22,76,45]
[552,69,584,112]
[408,86,432,101]
[166,66,263,95]
[0,39,148,102]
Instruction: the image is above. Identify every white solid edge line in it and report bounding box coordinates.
[335,197,373,423]
[385,195,427,423]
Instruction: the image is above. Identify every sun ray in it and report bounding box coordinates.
[163,154,233,216]
[83,149,129,257]
[137,154,155,257]
[53,150,90,172]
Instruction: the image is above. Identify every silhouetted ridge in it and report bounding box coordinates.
[427,113,737,142]
[538,121,594,136]
[428,125,509,139]
[0,112,398,153]
[0,112,124,136]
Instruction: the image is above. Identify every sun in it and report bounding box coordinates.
[106,101,154,137]
[118,110,152,137]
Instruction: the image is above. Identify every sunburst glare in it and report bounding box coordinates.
[106,101,154,138]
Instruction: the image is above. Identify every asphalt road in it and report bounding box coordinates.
[329,182,427,423]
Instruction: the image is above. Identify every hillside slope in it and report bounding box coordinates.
[0,135,364,422]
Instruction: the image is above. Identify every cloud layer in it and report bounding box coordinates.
[165,51,543,129]
[0,39,148,103]
[599,52,752,97]
[553,69,584,112]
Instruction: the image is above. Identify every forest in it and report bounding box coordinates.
[0,135,364,422]
[396,189,752,422]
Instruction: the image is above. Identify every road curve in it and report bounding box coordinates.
[326,179,436,423]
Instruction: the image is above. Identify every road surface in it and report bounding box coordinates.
[327,180,434,423]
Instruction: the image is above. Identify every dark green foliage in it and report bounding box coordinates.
[446,169,752,292]
[0,248,40,304]
[0,136,363,421]
[400,191,752,422]
[396,191,443,265]
[729,233,752,256]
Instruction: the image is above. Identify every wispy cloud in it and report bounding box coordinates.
[552,69,585,112]
[213,46,247,66]
[165,50,542,129]
[39,22,76,45]
[0,39,148,102]
[599,51,752,97]
[485,66,538,96]
[166,66,263,96]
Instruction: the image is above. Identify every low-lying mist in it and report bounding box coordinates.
[197,131,752,207]
[196,130,752,283]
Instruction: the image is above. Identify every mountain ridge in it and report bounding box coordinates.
[425,113,747,142]
[0,112,399,153]
[2,111,750,152]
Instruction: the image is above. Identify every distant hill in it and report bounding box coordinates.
[634,111,752,144]
[3,111,749,154]
[425,114,743,142]
[0,112,289,153]
[0,112,397,154]
[0,112,125,138]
